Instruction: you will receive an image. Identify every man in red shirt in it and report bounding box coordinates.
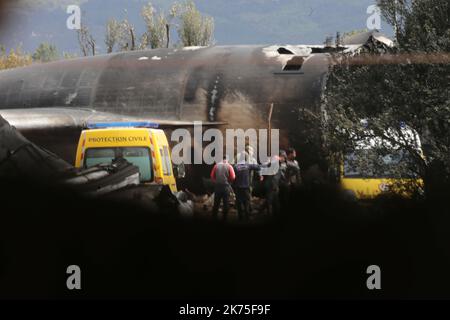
[210,156,236,221]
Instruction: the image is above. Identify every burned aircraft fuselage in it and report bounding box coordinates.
[0,45,330,169]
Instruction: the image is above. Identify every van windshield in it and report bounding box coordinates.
[84,147,153,182]
[344,149,418,179]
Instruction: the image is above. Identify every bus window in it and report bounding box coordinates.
[85,148,115,168]
[344,149,418,179]
[85,147,153,182]
[122,147,153,182]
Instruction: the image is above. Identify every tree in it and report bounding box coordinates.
[165,3,181,48]
[141,3,166,49]
[378,0,450,51]
[0,46,32,70]
[105,18,122,54]
[63,52,78,60]
[105,15,138,53]
[141,2,180,49]
[32,42,59,63]
[101,1,215,53]
[118,18,137,51]
[177,1,214,47]
[323,0,450,197]
[77,24,96,56]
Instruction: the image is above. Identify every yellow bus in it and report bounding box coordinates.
[74,122,179,193]
[337,125,424,200]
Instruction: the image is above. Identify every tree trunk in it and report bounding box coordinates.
[166,24,170,48]
[130,27,136,51]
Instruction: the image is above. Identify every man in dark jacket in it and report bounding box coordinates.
[278,150,289,213]
[211,156,236,221]
[286,148,302,188]
[262,155,284,216]
[233,155,261,221]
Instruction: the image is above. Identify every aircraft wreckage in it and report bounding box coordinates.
[0,31,394,194]
[0,114,189,213]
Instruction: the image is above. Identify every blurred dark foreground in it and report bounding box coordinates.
[0,177,449,300]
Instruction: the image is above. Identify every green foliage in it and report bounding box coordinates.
[105,15,140,53]
[102,1,215,53]
[105,18,122,53]
[378,0,450,52]
[177,1,214,47]
[0,46,32,70]
[324,0,450,196]
[77,24,96,56]
[32,42,59,63]
[141,2,171,49]
[117,19,137,51]
[63,52,78,59]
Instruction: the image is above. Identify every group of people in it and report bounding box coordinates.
[210,146,301,221]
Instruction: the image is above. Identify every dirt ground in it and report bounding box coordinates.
[192,193,269,222]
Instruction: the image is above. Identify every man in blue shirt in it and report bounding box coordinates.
[233,154,261,222]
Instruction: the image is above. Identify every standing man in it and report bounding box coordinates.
[286,148,302,189]
[283,147,301,214]
[211,156,236,221]
[245,145,259,213]
[278,150,289,213]
[233,154,261,222]
[262,155,283,217]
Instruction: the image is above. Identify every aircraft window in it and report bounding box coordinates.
[277,47,294,55]
[283,56,304,71]
[310,46,346,54]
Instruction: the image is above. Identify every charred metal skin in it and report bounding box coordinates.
[0,45,329,169]
[1,34,389,185]
[0,115,72,179]
[0,46,328,119]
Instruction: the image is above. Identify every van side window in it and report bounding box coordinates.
[163,146,172,176]
[160,148,168,175]
[160,147,172,176]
